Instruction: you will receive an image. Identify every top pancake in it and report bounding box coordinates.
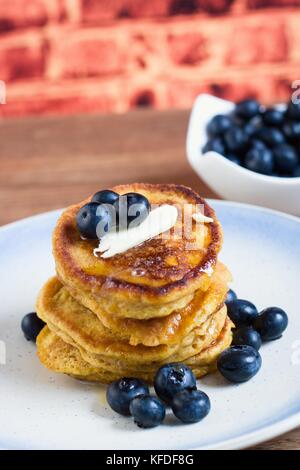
[53,183,223,319]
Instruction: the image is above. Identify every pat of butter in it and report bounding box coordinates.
[192,212,214,223]
[94,204,178,259]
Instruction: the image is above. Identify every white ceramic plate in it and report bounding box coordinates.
[0,201,300,450]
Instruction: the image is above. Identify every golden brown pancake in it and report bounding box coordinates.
[37,318,233,384]
[53,183,223,320]
[36,276,227,365]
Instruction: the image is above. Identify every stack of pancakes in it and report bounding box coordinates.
[36,184,233,383]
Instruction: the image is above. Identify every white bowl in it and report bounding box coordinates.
[186,93,300,216]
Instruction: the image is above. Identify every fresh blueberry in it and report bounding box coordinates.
[76,202,113,239]
[273,144,298,174]
[226,299,258,327]
[224,127,248,153]
[286,102,300,120]
[254,307,288,341]
[21,313,45,342]
[171,389,211,424]
[129,395,165,428]
[243,121,258,138]
[255,127,285,147]
[235,99,261,120]
[225,154,241,165]
[106,378,149,416]
[217,345,262,383]
[232,326,262,351]
[154,363,196,404]
[283,121,300,142]
[91,189,119,206]
[202,138,225,155]
[250,139,267,151]
[207,114,232,136]
[293,166,300,177]
[244,148,274,175]
[262,108,285,127]
[226,289,237,304]
[116,192,150,229]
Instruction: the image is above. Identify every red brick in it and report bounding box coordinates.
[168,32,207,65]
[50,34,126,78]
[248,0,300,8]
[0,32,46,81]
[196,0,234,14]
[226,21,288,65]
[0,0,63,32]
[80,0,171,22]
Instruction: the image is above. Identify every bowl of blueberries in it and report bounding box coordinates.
[186,94,300,216]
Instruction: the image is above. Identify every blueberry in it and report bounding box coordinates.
[232,326,262,351]
[243,121,258,138]
[273,144,298,174]
[250,139,267,151]
[207,114,232,136]
[116,192,150,229]
[106,378,149,416]
[171,389,211,424]
[224,127,248,153]
[235,99,261,120]
[283,121,300,142]
[244,148,274,175]
[255,127,285,147]
[129,395,165,428]
[91,189,119,206]
[286,102,300,120]
[293,166,300,177]
[225,154,241,165]
[226,289,237,304]
[202,138,225,155]
[254,307,288,341]
[262,108,285,127]
[226,299,258,327]
[154,363,196,404]
[21,313,45,342]
[76,202,113,239]
[217,345,262,383]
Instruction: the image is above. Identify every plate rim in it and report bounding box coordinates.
[0,200,300,450]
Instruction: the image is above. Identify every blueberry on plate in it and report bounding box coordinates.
[283,121,300,142]
[76,202,113,239]
[21,312,45,342]
[202,138,225,155]
[250,139,267,151]
[243,121,258,138]
[254,307,288,341]
[91,189,119,206]
[226,299,258,327]
[232,326,262,351]
[129,395,165,428]
[207,114,232,136]
[217,345,262,383]
[255,127,285,147]
[273,144,298,175]
[224,127,248,153]
[171,389,211,424]
[226,289,237,304]
[244,147,274,175]
[154,363,196,404]
[262,108,285,127]
[106,377,149,416]
[116,192,150,229]
[235,99,261,120]
[225,154,241,165]
[293,166,300,177]
[286,102,300,120]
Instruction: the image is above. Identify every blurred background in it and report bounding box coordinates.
[0,0,299,118]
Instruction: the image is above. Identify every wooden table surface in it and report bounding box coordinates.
[0,109,298,450]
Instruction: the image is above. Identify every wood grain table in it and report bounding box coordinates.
[0,109,298,450]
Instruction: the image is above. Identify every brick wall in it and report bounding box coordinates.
[0,0,299,118]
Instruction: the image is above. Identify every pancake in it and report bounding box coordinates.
[64,262,231,346]
[37,318,233,384]
[53,183,223,320]
[36,276,227,365]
